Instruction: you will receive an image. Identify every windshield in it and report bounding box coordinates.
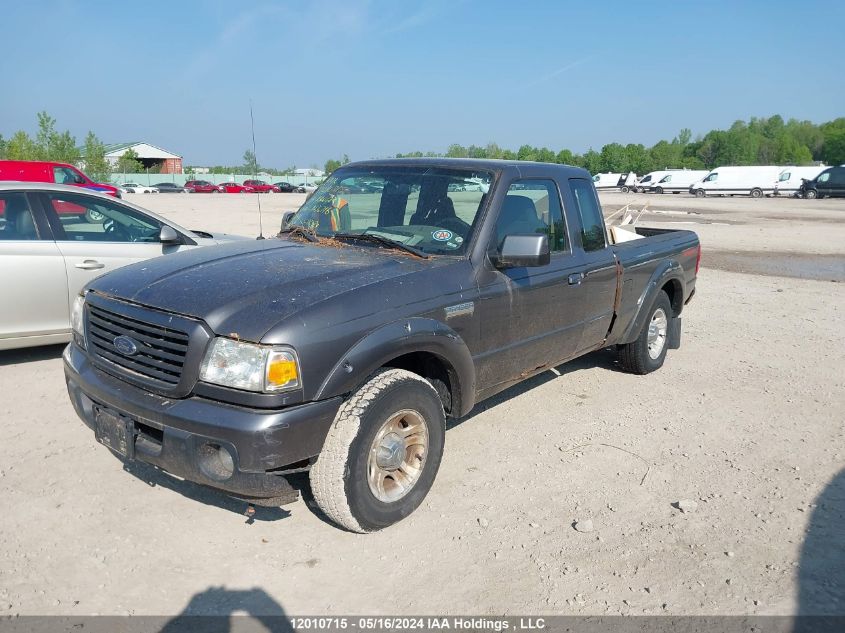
[285,166,494,255]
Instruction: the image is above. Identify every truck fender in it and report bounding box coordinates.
[314,318,477,417]
[619,260,684,345]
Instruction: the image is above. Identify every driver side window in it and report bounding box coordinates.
[52,166,84,185]
[496,179,567,252]
[42,192,163,243]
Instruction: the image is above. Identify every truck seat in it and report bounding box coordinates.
[496,195,544,247]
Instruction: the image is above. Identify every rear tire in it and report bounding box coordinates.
[621,186,630,193]
[750,188,763,198]
[310,369,446,533]
[617,291,672,375]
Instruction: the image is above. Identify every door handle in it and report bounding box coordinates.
[75,260,105,270]
[568,272,584,285]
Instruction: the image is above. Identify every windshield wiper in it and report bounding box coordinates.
[278,226,319,242]
[333,232,430,259]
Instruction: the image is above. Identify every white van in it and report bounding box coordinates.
[635,171,673,193]
[592,172,638,192]
[774,166,827,197]
[648,170,710,194]
[689,166,783,198]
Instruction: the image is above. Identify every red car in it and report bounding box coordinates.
[184,180,219,193]
[243,179,280,193]
[0,160,121,198]
[218,182,255,193]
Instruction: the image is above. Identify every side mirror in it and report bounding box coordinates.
[492,234,550,268]
[280,211,296,229]
[159,225,180,244]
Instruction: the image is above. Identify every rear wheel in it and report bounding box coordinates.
[310,369,446,533]
[617,291,672,375]
[750,188,763,198]
[620,186,630,193]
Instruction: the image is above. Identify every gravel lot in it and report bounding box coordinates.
[1,190,843,617]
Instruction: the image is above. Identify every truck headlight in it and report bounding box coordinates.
[71,294,86,348]
[199,338,300,393]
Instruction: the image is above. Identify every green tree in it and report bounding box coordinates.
[83,132,111,182]
[599,143,627,172]
[115,147,143,173]
[6,130,38,160]
[445,144,468,158]
[555,149,575,165]
[324,158,342,174]
[822,128,845,165]
[243,149,259,175]
[0,133,6,159]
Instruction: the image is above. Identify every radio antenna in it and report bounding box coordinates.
[250,100,265,240]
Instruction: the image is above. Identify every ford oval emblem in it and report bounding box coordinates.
[113,335,139,356]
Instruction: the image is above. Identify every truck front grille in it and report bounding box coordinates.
[87,304,189,386]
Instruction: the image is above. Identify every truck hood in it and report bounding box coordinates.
[87,238,443,341]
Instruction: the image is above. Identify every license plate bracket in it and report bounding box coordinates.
[94,407,135,459]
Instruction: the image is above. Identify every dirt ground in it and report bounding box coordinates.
[0,190,843,617]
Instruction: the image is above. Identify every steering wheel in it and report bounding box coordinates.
[104,220,132,242]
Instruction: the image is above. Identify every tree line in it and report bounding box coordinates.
[389,115,845,175]
[4,113,844,182]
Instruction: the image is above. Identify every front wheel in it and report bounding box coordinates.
[804,189,818,199]
[310,369,446,533]
[655,186,664,194]
[617,291,672,375]
[694,189,706,198]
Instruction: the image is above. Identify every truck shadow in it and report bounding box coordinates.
[795,467,845,629]
[158,586,293,632]
[0,343,66,366]
[122,460,292,523]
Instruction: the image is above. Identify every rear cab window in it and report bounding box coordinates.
[568,178,607,252]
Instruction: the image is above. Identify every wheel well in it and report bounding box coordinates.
[661,279,683,316]
[383,351,459,417]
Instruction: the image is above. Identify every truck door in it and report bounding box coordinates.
[564,178,618,355]
[475,179,584,390]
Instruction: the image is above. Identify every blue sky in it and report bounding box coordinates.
[2,0,843,168]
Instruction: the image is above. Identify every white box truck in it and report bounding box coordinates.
[648,169,710,194]
[774,166,828,197]
[689,166,783,198]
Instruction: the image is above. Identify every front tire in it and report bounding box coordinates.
[310,369,446,533]
[617,291,672,375]
[804,189,818,199]
[694,189,706,198]
[655,186,664,194]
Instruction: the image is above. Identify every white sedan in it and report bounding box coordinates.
[0,182,247,350]
[120,182,159,194]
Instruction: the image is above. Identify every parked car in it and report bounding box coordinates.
[689,166,782,198]
[218,182,255,194]
[273,182,305,193]
[243,180,280,193]
[153,182,188,194]
[0,182,246,350]
[0,160,122,198]
[120,182,159,194]
[774,166,828,197]
[65,158,700,532]
[798,165,845,199]
[184,180,219,193]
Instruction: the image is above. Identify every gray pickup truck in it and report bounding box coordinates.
[64,159,700,532]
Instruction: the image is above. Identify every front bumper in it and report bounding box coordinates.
[64,344,342,501]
